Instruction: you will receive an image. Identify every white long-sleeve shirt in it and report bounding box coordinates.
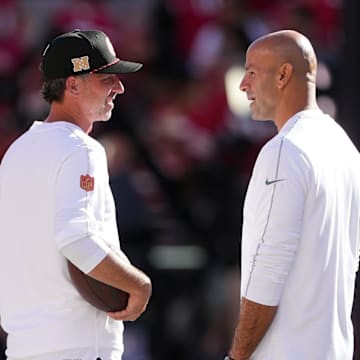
[242,110,360,359]
[0,121,124,358]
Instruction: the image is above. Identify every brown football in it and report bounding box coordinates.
[67,260,129,312]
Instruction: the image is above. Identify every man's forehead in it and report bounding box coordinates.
[246,40,289,69]
[246,45,274,65]
[87,73,118,80]
[247,38,277,57]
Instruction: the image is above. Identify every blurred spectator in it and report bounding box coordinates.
[0,0,27,126]
[0,0,27,76]
[45,0,121,42]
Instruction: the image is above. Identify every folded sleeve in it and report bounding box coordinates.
[61,237,109,273]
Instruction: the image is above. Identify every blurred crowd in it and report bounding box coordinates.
[0,0,346,359]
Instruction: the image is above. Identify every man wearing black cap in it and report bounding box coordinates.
[0,30,152,359]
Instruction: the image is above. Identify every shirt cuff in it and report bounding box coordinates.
[60,236,110,274]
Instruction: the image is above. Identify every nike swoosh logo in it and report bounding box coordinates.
[265,178,285,185]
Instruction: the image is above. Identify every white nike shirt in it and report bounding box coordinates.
[242,110,360,359]
[0,121,124,358]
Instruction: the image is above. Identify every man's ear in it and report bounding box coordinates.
[65,76,80,96]
[277,63,293,89]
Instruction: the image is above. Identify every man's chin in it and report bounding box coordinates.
[96,113,112,123]
[251,113,272,122]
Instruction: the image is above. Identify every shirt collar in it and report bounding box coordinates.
[279,109,323,134]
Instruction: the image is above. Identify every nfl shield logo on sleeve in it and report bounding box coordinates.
[80,174,95,192]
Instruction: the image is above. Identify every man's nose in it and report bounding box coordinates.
[114,78,125,94]
[239,77,247,92]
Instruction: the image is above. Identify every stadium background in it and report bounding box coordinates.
[0,0,359,359]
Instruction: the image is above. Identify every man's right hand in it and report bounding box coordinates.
[108,280,152,321]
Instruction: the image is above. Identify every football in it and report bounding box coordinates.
[67,260,129,312]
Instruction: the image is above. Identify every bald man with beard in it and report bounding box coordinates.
[225,30,360,360]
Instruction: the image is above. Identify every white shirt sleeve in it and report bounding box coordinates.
[61,237,109,273]
[54,144,111,273]
[242,138,310,305]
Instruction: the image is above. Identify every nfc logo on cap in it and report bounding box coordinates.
[71,56,90,72]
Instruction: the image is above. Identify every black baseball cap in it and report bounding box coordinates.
[41,29,142,79]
